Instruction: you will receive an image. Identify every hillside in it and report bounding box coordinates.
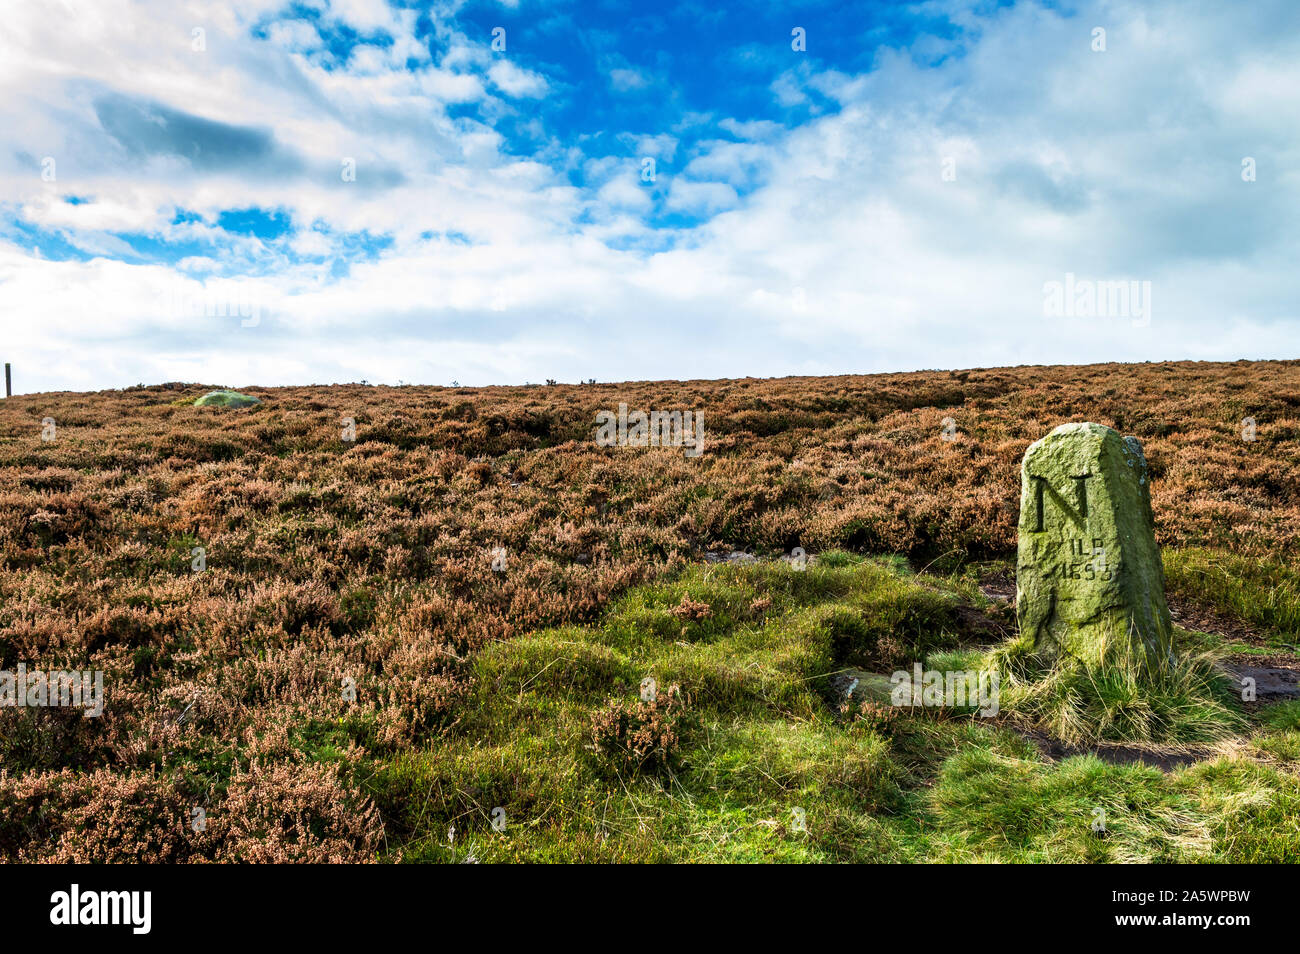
[1,359,1298,862]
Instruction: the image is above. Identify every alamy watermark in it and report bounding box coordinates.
[595,403,705,457]
[1,665,104,717]
[154,279,263,327]
[889,664,999,717]
[50,884,150,934]
[1042,272,1151,327]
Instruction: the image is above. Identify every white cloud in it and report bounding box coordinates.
[595,176,653,214]
[717,117,783,141]
[0,0,1296,394]
[665,179,740,216]
[323,0,404,34]
[621,133,677,162]
[487,59,548,98]
[609,67,650,92]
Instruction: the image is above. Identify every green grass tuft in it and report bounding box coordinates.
[988,625,1245,745]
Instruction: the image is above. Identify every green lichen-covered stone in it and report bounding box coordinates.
[1015,422,1172,665]
[193,390,261,409]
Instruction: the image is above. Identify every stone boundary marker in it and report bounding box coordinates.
[1016,422,1173,665]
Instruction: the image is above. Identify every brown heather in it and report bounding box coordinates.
[590,685,692,775]
[0,359,1297,861]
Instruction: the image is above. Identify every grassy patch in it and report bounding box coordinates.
[1164,547,1300,643]
[360,557,1300,863]
[363,557,955,861]
[931,749,1207,862]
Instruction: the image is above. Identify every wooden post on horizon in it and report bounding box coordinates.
[4,363,9,398]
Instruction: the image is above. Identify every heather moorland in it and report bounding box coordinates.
[2,359,1299,862]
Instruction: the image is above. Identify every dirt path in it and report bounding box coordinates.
[1013,726,1212,772]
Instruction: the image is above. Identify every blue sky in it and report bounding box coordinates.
[1,0,1297,392]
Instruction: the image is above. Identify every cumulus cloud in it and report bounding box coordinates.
[487,60,549,98]
[0,0,1296,394]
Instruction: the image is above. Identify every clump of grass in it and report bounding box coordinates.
[1250,699,1300,765]
[988,626,1245,745]
[1174,758,1300,864]
[929,744,1300,864]
[1164,547,1300,642]
[1258,699,1300,731]
[931,749,1212,863]
[814,549,863,569]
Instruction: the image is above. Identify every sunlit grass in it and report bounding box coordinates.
[361,557,1300,863]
